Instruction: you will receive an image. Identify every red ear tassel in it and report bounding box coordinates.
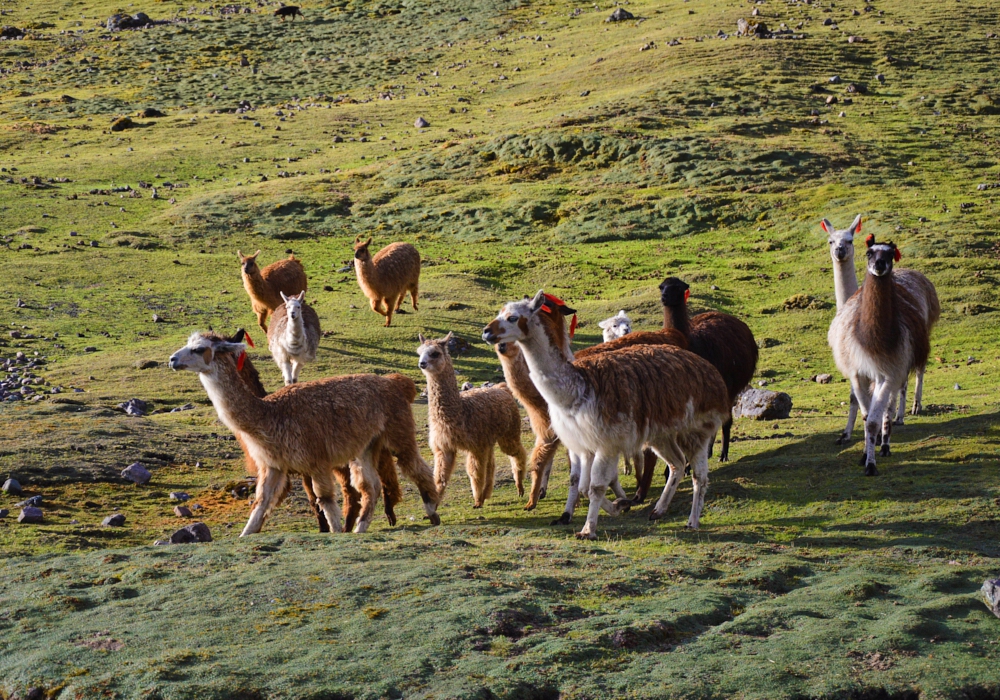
[684,289,690,303]
[237,351,246,372]
[569,314,577,339]
[820,220,829,233]
[894,248,901,262]
[865,234,875,248]
[244,332,255,349]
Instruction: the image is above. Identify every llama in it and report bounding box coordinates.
[828,236,933,475]
[494,341,560,510]
[598,310,632,342]
[267,291,320,385]
[353,237,420,327]
[274,5,302,19]
[418,333,528,507]
[483,291,730,539]
[221,328,402,532]
[822,216,941,442]
[238,250,308,333]
[169,332,440,534]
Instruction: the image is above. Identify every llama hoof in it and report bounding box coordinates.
[835,434,850,445]
[875,433,883,447]
[472,503,483,509]
[718,454,729,463]
[858,453,870,467]
[516,485,525,497]
[648,509,665,522]
[911,405,921,416]
[880,444,891,457]
[523,501,537,511]
[354,521,371,534]
[575,530,598,541]
[684,521,700,530]
[863,462,879,477]
[385,511,397,527]
[427,512,441,526]
[550,512,571,526]
[630,495,645,506]
[538,487,547,500]
[612,498,632,514]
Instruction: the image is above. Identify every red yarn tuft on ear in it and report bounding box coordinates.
[856,219,862,233]
[568,314,578,339]
[243,332,255,349]
[684,289,690,303]
[894,247,901,262]
[865,233,875,248]
[820,220,829,233]
[237,351,247,372]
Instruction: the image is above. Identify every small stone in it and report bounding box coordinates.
[102,513,126,527]
[84,346,97,353]
[2,478,22,495]
[815,374,833,384]
[121,462,151,485]
[0,509,8,519]
[580,90,590,97]
[733,388,793,420]
[153,540,170,546]
[152,314,164,323]
[170,521,212,544]
[983,578,1000,618]
[169,492,190,502]
[954,383,961,390]
[16,495,43,508]
[18,506,43,524]
[135,360,158,370]
[414,117,430,128]
[830,75,842,84]
[9,331,21,339]
[118,398,148,416]
[826,95,838,105]
[607,7,634,21]
[170,403,195,413]
[15,298,26,308]
[174,505,192,517]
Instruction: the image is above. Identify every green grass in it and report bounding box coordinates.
[1,0,1000,696]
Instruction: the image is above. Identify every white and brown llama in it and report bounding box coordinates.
[267,291,321,385]
[418,333,528,507]
[483,291,730,539]
[169,332,441,534]
[828,236,934,475]
[823,216,940,442]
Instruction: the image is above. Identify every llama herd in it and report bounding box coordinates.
[167,218,940,540]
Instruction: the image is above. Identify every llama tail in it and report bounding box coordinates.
[386,373,418,404]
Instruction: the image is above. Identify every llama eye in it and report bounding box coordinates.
[430,351,440,358]
[507,315,519,322]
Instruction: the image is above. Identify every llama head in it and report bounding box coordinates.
[280,290,306,322]
[494,341,520,359]
[169,332,246,373]
[237,249,262,276]
[416,332,454,374]
[659,277,690,307]
[598,310,632,342]
[821,215,862,263]
[353,236,373,261]
[483,291,575,357]
[864,234,900,277]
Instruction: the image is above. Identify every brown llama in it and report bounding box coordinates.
[418,333,528,507]
[484,291,730,539]
[828,236,934,476]
[274,5,302,20]
[353,237,420,327]
[169,332,440,534]
[238,250,308,333]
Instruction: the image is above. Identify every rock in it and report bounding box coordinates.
[736,18,749,35]
[121,462,151,485]
[983,578,1000,618]
[138,108,165,118]
[607,7,634,21]
[0,26,25,39]
[733,388,793,420]
[102,513,126,527]
[829,75,842,84]
[0,509,7,519]
[170,522,212,544]
[826,95,838,105]
[875,73,885,83]
[847,35,865,43]
[815,373,833,384]
[460,381,474,391]
[18,506,43,524]
[414,117,429,128]
[84,346,97,352]
[9,330,21,339]
[16,495,43,508]
[110,116,135,132]
[169,492,190,502]
[2,478,22,495]
[173,505,192,517]
[118,398,148,416]
[135,360,158,370]
[170,403,195,413]
[822,17,833,25]
[152,314,164,323]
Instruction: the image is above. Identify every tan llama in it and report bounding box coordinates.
[238,249,308,333]
[418,333,527,508]
[353,237,420,327]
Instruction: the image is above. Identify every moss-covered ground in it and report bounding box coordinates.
[1,0,1000,696]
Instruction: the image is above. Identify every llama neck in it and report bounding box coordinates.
[516,330,587,410]
[833,255,859,310]
[662,302,691,337]
[425,360,464,432]
[499,351,543,410]
[243,270,278,306]
[199,359,271,436]
[355,257,378,286]
[855,272,899,354]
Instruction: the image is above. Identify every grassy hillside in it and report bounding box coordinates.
[1,0,1000,696]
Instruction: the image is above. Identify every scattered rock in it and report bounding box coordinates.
[170,403,195,413]
[16,495,43,507]
[169,492,190,501]
[814,374,833,384]
[169,521,212,544]
[607,7,634,21]
[84,346,97,352]
[2,478,22,495]
[134,360,158,370]
[847,35,866,43]
[18,506,43,524]
[830,75,842,84]
[121,462,151,485]
[447,335,472,357]
[734,388,793,420]
[138,108,165,118]
[106,12,154,31]
[736,18,750,35]
[783,294,828,310]
[0,509,7,519]
[983,578,1000,618]
[117,398,148,416]
[414,117,429,128]
[460,381,474,391]
[109,116,135,132]
[173,505,192,517]
[152,314,164,323]
[102,513,126,527]
[0,26,25,40]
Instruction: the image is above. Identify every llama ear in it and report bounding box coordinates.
[296,291,305,301]
[865,234,876,248]
[231,328,246,343]
[850,214,863,235]
[418,333,426,343]
[253,249,261,258]
[365,237,373,247]
[820,219,833,234]
[280,291,289,303]
[530,290,546,312]
[618,310,627,318]
[598,319,610,329]
[354,235,361,243]
[559,305,577,316]
[444,331,454,342]
[237,249,244,260]
[893,246,901,262]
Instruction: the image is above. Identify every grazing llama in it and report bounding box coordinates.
[484,291,729,539]
[494,341,561,510]
[238,250,308,333]
[274,5,302,19]
[418,333,528,507]
[353,237,421,327]
[169,332,441,534]
[822,216,940,442]
[828,236,933,475]
[598,310,632,342]
[267,291,320,385]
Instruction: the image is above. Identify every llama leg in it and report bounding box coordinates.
[290,359,302,384]
[350,449,381,533]
[375,448,400,527]
[500,435,528,498]
[577,452,623,540]
[553,451,584,525]
[312,472,344,534]
[894,377,907,425]
[648,438,687,521]
[390,431,441,524]
[632,451,645,487]
[370,297,387,316]
[537,438,558,500]
[433,448,458,499]
[853,379,879,476]
[280,361,294,386]
[911,367,925,415]
[332,466,359,533]
[686,438,711,530]
[466,452,485,507]
[256,309,269,334]
[633,449,658,503]
[623,454,632,476]
[610,472,633,513]
[719,416,733,462]
[525,437,558,510]
[483,451,497,502]
[301,476,327,533]
[410,284,419,311]
[873,380,896,459]
[384,295,398,327]
[241,465,287,536]
[838,390,860,445]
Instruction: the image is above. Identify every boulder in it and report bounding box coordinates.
[2,477,22,495]
[16,495,43,508]
[733,388,793,420]
[0,25,25,39]
[607,7,634,21]
[138,107,165,118]
[414,117,429,128]
[102,513,126,527]
[18,506,43,524]
[173,505,192,518]
[117,398,148,416]
[169,522,212,543]
[121,462,151,485]
[983,578,1000,618]
[814,374,833,384]
[109,117,135,132]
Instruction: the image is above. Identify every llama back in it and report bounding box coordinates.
[896,268,940,327]
[366,243,420,297]
[460,385,522,434]
[262,256,308,300]
[574,329,688,359]
[688,312,758,403]
[384,372,418,405]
